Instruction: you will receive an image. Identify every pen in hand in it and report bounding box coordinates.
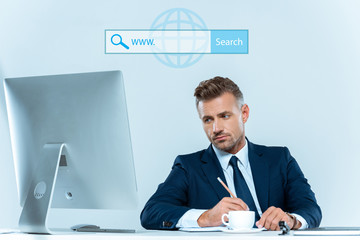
[217,177,250,211]
[217,177,236,198]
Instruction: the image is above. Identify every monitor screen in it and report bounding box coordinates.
[3,70,137,233]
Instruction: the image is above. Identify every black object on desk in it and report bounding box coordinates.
[279,221,290,235]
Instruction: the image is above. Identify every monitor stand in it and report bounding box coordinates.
[18,143,65,234]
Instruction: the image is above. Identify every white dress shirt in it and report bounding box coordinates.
[176,140,308,229]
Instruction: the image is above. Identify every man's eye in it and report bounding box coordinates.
[223,115,230,119]
[204,118,212,123]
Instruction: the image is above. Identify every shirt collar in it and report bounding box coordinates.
[212,139,249,170]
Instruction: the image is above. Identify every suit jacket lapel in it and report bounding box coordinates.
[201,145,230,200]
[248,141,269,212]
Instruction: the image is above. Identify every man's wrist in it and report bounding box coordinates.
[177,209,207,228]
[286,212,301,230]
[197,210,209,227]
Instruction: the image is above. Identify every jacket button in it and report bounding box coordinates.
[163,221,173,227]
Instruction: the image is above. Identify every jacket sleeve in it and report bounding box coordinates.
[140,156,191,230]
[283,147,322,228]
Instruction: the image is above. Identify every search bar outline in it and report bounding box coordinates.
[105,29,248,54]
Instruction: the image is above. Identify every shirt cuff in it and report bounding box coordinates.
[291,213,308,229]
[176,209,207,228]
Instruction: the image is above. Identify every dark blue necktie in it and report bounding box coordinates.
[229,155,260,221]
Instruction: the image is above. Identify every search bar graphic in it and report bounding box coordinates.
[105,30,248,54]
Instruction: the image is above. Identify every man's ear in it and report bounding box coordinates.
[241,104,250,123]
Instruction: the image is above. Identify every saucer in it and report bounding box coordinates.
[222,228,265,234]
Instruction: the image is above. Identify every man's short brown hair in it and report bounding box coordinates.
[194,76,244,107]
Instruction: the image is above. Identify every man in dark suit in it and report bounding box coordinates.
[140,77,321,230]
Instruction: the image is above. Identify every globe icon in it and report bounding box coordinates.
[150,8,209,68]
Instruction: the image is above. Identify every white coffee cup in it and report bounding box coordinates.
[221,211,255,230]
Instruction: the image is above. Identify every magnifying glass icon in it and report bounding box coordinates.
[111,34,129,49]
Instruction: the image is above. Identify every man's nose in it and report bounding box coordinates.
[212,119,223,133]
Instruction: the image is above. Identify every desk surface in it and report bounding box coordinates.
[1,229,360,240]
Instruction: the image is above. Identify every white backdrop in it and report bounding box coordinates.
[1,0,360,229]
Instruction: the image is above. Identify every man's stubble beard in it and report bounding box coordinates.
[212,134,244,153]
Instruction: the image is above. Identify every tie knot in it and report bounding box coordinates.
[229,155,238,168]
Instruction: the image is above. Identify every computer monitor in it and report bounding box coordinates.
[3,70,137,234]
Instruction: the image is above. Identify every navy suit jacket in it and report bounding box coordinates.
[140,140,321,230]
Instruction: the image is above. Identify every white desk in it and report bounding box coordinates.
[1,230,359,240]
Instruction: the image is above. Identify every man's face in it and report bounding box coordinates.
[197,92,249,154]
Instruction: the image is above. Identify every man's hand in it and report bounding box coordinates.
[197,197,249,227]
[255,206,300,231]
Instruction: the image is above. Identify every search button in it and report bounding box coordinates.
[111,34,129,50]
[211,30,248,54]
